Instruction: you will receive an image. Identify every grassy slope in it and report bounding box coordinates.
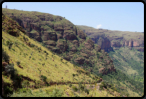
[108,47,144,82]
[2,14,120,97]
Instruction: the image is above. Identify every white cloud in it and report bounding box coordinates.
[97,24,102,29]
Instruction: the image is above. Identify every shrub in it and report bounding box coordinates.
[32,58,35,60]
[69,83,72,87]
[84,88,89,94]
[72,86,78,92]
[5,63,15,76]
[2,48,10,62]
[60,58,63,62]
[99,81,111,90]
[80,85,85,91]
[40,75,47,82]
[6,41,13,49]
[16,61,20,66]
[23,36,28,42]
[30,43,35,47]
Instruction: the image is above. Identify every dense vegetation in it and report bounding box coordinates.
[101,69,144,97]
[108,47,144,83]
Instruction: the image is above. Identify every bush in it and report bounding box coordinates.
[80,85,85,91]
[30,43,35,47]
[69,83,72,87]
[40,75,47,82]
[16,61,20,66]
[84,88,89,94]
[6,41,13,49]
[72,86,78,92]
[99,81,112,90]
[2,48,10,62]
[5,63,15,76]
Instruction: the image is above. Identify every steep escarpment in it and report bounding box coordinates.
[2,13,108,97]
[77,25,144,52]
[2,8,116,76]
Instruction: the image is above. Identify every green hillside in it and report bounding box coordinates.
[108,47,144,82]
[2,11,121,97]
[2,8,143,97]
[2,8,116,79]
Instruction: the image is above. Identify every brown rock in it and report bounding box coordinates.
[43,31,57,41]
[128,40,133,47]
[57,33,63,39]
[72,40,79,47]
[74,57,85,65]
[125,41,129,46]
[80,52,89,59]
[70,46,77,52]
[56,41,68,52]
[133,41,139,47]
[111,41,122,47]
[84,59,90,65]
[63,30,77,40]
[77,30,86,39]
[43,40,56,46]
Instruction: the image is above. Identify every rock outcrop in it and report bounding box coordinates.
[91,36,113,52]
[77,25,144,52]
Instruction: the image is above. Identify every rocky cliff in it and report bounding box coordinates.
[2,8,116,75]
[77,25,144,52]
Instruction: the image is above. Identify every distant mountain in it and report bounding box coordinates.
[76,25,144,52]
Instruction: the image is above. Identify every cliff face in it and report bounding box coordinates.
[2,8,116,76]
[91,36,113,52]
[77,25,144,52]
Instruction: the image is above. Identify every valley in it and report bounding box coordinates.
[2,8,144,97]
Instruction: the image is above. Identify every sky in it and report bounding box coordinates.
[2,2,144,32]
